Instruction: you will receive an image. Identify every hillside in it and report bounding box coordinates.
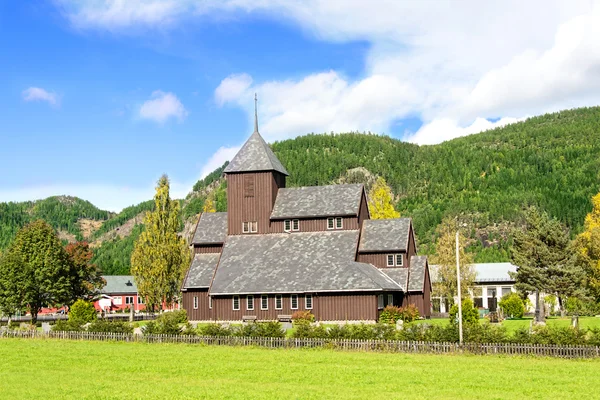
[1,106,599,273]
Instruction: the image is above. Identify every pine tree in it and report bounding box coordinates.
[131,176,191,312]
[430,217,476,302]
[573,192,600,299]
[0,220,72,323]
[368,177,400,219]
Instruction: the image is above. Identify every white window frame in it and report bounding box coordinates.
[125,296,134,305]
[378,294,384,310]
[242,222,249,233]
[233,295,240,311]
[387,294,393,307]
[305,294,313,310]
[250,221,258,233]
[292,219,300,232]
[247,295,254,311]
[396,254,403,267]
[284,220,292,232]
[193,296,199,309]
[327,218,334,230]
[291,294,298,310]
[261,295,268,310]
[275,295,283,310]
[387,254,395,267]
[335,217,343,229]
[113,296,122,305]
[209,296,212,309]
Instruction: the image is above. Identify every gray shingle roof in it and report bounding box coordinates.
[192,212,228,245]
[182,253,220,289]
[358,218,411,252]
[379,268,409,291]
[271,184,363,219]
[100,276,137,294]
[224,131,289,175]
[408,255,428,292]
[210,230,401,295]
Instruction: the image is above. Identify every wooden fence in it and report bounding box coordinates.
[2,330,599,358]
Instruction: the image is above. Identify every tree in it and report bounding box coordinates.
[367,177,400,219]
[202,197,216,213]
[131,176,191,312]
[449,298,479,325]
[69,299,97,325]
[499,292,525,318]
[511,207,575,322]
[573,192,600,299]
[431,217,476,302]
[65,241,105,301]
[0,220,72,323]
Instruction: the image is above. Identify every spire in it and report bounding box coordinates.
[254,93,259,133]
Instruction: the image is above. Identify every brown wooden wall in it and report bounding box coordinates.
[270,216,360,233]
[402,268,431,317]
[227,171,285,235]
[210,293,379,322]
[356,252,409,269]
[193,245,222,254]
[182,289,213,321]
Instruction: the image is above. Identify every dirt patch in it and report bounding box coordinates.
[91,212,147,247]
[79,219,103,239]
[57,230,77,243]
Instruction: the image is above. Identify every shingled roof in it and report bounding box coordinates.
[191,212,228,245]
[408,255,428,292]
[182,253,220,289]
[271,184,363,219]
[379,268,409,291]
[210,230,401,295]
[224,131,289,175]
[358,218,412,252]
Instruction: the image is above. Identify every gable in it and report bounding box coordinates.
[358,218,412,252]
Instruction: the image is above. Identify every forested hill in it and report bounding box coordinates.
[1,106,599,273]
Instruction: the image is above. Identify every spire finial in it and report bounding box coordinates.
[254,93,259,133]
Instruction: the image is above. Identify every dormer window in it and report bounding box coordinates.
[327,218,334,230]
[284,220,292,232]
[292,219,300,231]
[387,254,403,267]
[243,221,258,234]
[335,217,343,229]
[327,217,343,230]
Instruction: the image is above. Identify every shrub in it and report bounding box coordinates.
[69,300,97,325]
[499,292,525,318]
[142,311,193,335]
[529,325,587,345]
[398,305,420,323]
[291,323,328,339]
[449,298,479,325]
[52,319,83,332]
[292,311,315,323]
[565,297,600,316]
[198,323,235,336]
[236,321,285,337]
[379,306,402,324]
[464,322,508,343]
[87,320,134,334]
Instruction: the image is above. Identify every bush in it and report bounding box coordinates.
[236,321,285,338]
[291,323,328,339]
[398,305,420,323]
[499,292,525,318]
[87,320,134,334]
[69,300,97,325]
[449,298,479,325]
[142,311,193,335]
[52,319,83,332]
[379,306,402,324]
[198,323,235,336]
[292,311,315,323]
[565,297,600,316]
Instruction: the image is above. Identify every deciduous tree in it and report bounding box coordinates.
[367,177,399,219]
[131,176,191,312]
[0,220,72,323]
[430,217,475,302]
[65,241,105,301]
[573,192,600,299]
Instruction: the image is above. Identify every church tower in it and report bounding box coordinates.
[223,95,288,235]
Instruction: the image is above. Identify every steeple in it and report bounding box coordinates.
[224,95,289,176]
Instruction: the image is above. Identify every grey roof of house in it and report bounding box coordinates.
[191,212,228,245]
[182,253,220,289]
[100,276,137,294]
[224,131,289,175]
[271,184,364,219]
[358,218,411,252]
[408,255,428,292]
[379,268,409,291]
[210,230,401,295]
[429,262,517,284]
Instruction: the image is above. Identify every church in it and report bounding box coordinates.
[181,104,431,322]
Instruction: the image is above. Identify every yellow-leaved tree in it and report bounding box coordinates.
[131,175,191,312]
[203,193,216,213]
[430,217,475,302]
[368,177,400,219]
[574,192,600,298]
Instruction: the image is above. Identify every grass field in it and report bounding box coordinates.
[1,339,599,399]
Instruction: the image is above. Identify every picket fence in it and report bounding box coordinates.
[2,329,600,358]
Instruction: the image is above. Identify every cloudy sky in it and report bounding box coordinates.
[1,1,599,211]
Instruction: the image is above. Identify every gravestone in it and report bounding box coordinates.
[41,322,51,333]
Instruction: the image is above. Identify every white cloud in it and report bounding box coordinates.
[139,90,188,123]
[59,1,600,144]
[22,87,59,106]
[199,145,240,178]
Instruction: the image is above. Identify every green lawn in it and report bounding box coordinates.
[1,339,600,399]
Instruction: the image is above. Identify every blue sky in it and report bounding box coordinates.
[1,1,599,211]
